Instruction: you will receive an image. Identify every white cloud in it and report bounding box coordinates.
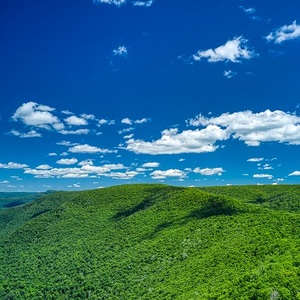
[93,0,127,6]
[133,0,154,7]
[113,46,128,57]
[135,118,149,124]
[193,167,225,176]
[118,127,134,134]
[125,126,227,155]
[78,159,94,166]
[81,113,95,120]
[223,70,237,79]
[64,115,88,126]
[142,162,160,168]
[192,36,256,63]
[61,110,73,115]
[240,6,256,15]
[121,118,132,125]
[124,133,134,139]
[48,152,57,156]
[288,171,300,176]
[12,102,64,131]
[68,144,113,154]
[59,129,89,135]
[56,158,78,165]
[247,157,264,162]
[150,169,186,180]
[36,164,52,170]
[266,21,300,44]
[253,174,273,179]
[0,162,28,169]
[189,109,300,146]
[9,129,41,138]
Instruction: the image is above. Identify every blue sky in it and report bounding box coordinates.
[1,0,300,191]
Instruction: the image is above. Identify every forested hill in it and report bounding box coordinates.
[1,184,300,299]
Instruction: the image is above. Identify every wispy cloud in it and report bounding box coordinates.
[223,70,237,79]
[93,0,154,7]
[266,21,300,44]
[192,36,256,63]
[0,162,28,169]
[247,158,264,162]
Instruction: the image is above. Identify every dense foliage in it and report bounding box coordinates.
[0,184,300,299]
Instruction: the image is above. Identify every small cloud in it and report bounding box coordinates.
[223,70,237,79]
[288,171,300,176]
[247,157,264,162]
[240,6,256,15]
[9,129,42,138]
[253,174,273,179]
[56,158,78,165]
[133,0,154,7]
[0,162,28,169]
[113,46,128,57]
[59,129,89,135]
[266,21,300,44]
[192,36,256,63]
[121,118,132,125]
[179,158,185,162]
[193,167,225,176]
[48,152,58,156]
[36,164,52,170]
[93,0,127,7]
[142,162,160,168]
[150,169,186,180]
[68,144,113,154]
[64,115,88,126]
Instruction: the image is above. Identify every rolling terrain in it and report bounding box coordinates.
[0,184,300,299]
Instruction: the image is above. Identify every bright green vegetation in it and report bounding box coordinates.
[0,184,300,299]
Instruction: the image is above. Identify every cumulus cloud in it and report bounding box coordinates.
[125,126,227,155]
[142,162,160,168]
[121,118,132,125]
[68,144,114,154]
[56,158,78,165]
[288,171,300,176]
[113,46,128,57]
[64,116,88,126]
[150,169,186,180]
[192,36,256,63]
[266,21,300,44]
[189,109,300,146]
[12,102,64,130]
[0,162,28,169]
[193,167,225,176]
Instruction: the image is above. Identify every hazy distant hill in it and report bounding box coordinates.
[0,191,49,209]
[0,184,300,299]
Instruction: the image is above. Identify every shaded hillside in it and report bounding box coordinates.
[0,184,300,299]
[0,192,46,209]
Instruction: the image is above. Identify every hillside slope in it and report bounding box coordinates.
[0,184,300,299]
